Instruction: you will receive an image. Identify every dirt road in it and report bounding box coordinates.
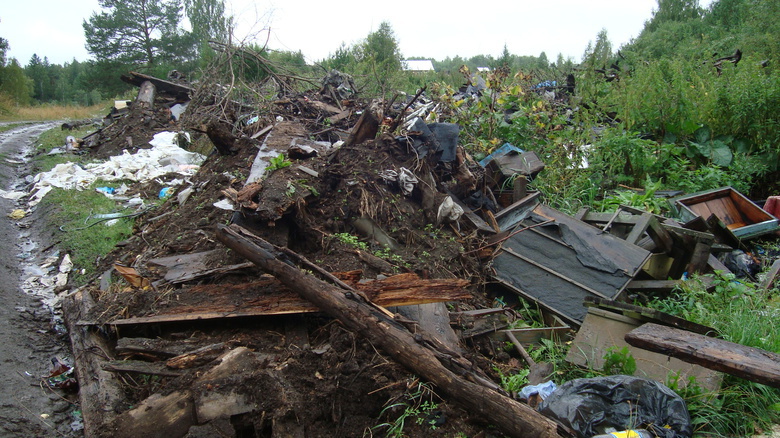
[0,123,81,437]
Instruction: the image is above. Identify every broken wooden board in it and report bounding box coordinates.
[104,273,471,326]
[626,323,780,388]
[449,308,515,339]
[576,205,674,254]
[147,250,254,284]
[492,204,651,327]
[583,296,718,336]
[102,360,184,377]
[567,309,722,392]
[627,277,716,296]
[760,259,780,291]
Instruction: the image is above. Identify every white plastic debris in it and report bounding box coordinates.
[437,196,464,224]
[29,131,206,206]
[213,199,235,211]
[398,167,418,196]
[58,254,73,274]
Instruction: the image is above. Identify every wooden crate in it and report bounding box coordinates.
[672,186,779,239]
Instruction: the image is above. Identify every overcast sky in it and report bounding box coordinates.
[1,0,715,67]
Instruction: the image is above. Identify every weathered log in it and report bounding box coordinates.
[626,323,780,388]
[63,289,126,437]
[215,224,563,438]
[136,80,156,108]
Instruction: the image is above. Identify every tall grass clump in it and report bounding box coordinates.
[648,273,780,435]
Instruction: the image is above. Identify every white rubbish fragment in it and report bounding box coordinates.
[0,190,25,201]
[29,131,205,206]
[437,196,464,225]
[398,167,418,196]
[58,254,73,274]
[177,186,194,205]
[213,199,235,211]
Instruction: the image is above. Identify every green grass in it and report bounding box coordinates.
[32,126,97,174]
[646,273,780,436]
[32,126,141,285]
[40,185,136,284]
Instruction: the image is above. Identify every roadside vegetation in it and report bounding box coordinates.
[2,0,780,435]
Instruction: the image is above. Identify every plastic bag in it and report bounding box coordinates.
[538,375,691,438]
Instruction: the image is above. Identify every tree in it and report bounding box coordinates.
[184,0,228,43]
[645,0,703,33]
[0,58,32,105]
[83,0,195,66]
[354,21,403,97]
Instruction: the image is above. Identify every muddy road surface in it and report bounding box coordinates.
[0,123,82,437]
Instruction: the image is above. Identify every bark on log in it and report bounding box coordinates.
[215,224,563,438]
[137,80,156,108]
[626,323,780,388]
[63,289,126,437]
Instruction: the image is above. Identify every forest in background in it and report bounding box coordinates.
[0,0,778,203]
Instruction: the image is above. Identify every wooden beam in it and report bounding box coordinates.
[215,224,563,438]
[626,323,780,388]
[105,275,471,326]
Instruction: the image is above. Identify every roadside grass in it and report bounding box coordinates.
[32,126,141,285]
[31,126,97,174]
[40,186,135,284]
[0,102,108,122]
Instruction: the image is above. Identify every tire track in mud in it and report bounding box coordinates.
[0,122,82,437]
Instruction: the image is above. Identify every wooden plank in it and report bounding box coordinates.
[760,259,780,291]
[105,274,471,326]
[626,323,780,388]
[627,277,716,293]
[583,296,718,336]
[102,360,184,377]
[625,213,652,245]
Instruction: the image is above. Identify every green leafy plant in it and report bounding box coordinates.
[267,153,292,172]
[373,381,441,437]
[601,346,636,376]
[332,232,369,251]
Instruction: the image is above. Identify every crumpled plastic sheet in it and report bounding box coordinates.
[538,375,692,438]
[29,131,204,206]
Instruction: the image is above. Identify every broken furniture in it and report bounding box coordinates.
[671,186,780,240]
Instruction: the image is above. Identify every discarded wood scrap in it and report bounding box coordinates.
[104,273,470,326]
[626,323,780,388]
[100,347,265,438]
[63,289,125,438]
[215,223,563,438]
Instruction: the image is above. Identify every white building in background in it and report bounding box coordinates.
[402,59,435,72]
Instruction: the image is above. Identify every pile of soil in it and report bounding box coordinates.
[68,78,508,437]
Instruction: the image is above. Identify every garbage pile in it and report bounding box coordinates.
[39,68,780,438]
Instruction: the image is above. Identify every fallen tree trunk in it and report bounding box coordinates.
[215,224,563,438]
[626,323,780,388]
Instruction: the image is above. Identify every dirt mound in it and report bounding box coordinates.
[66,75,505,437]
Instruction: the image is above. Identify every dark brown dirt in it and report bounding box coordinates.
[66,85,510,437]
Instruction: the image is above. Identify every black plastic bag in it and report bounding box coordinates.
[538,375,691,438]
